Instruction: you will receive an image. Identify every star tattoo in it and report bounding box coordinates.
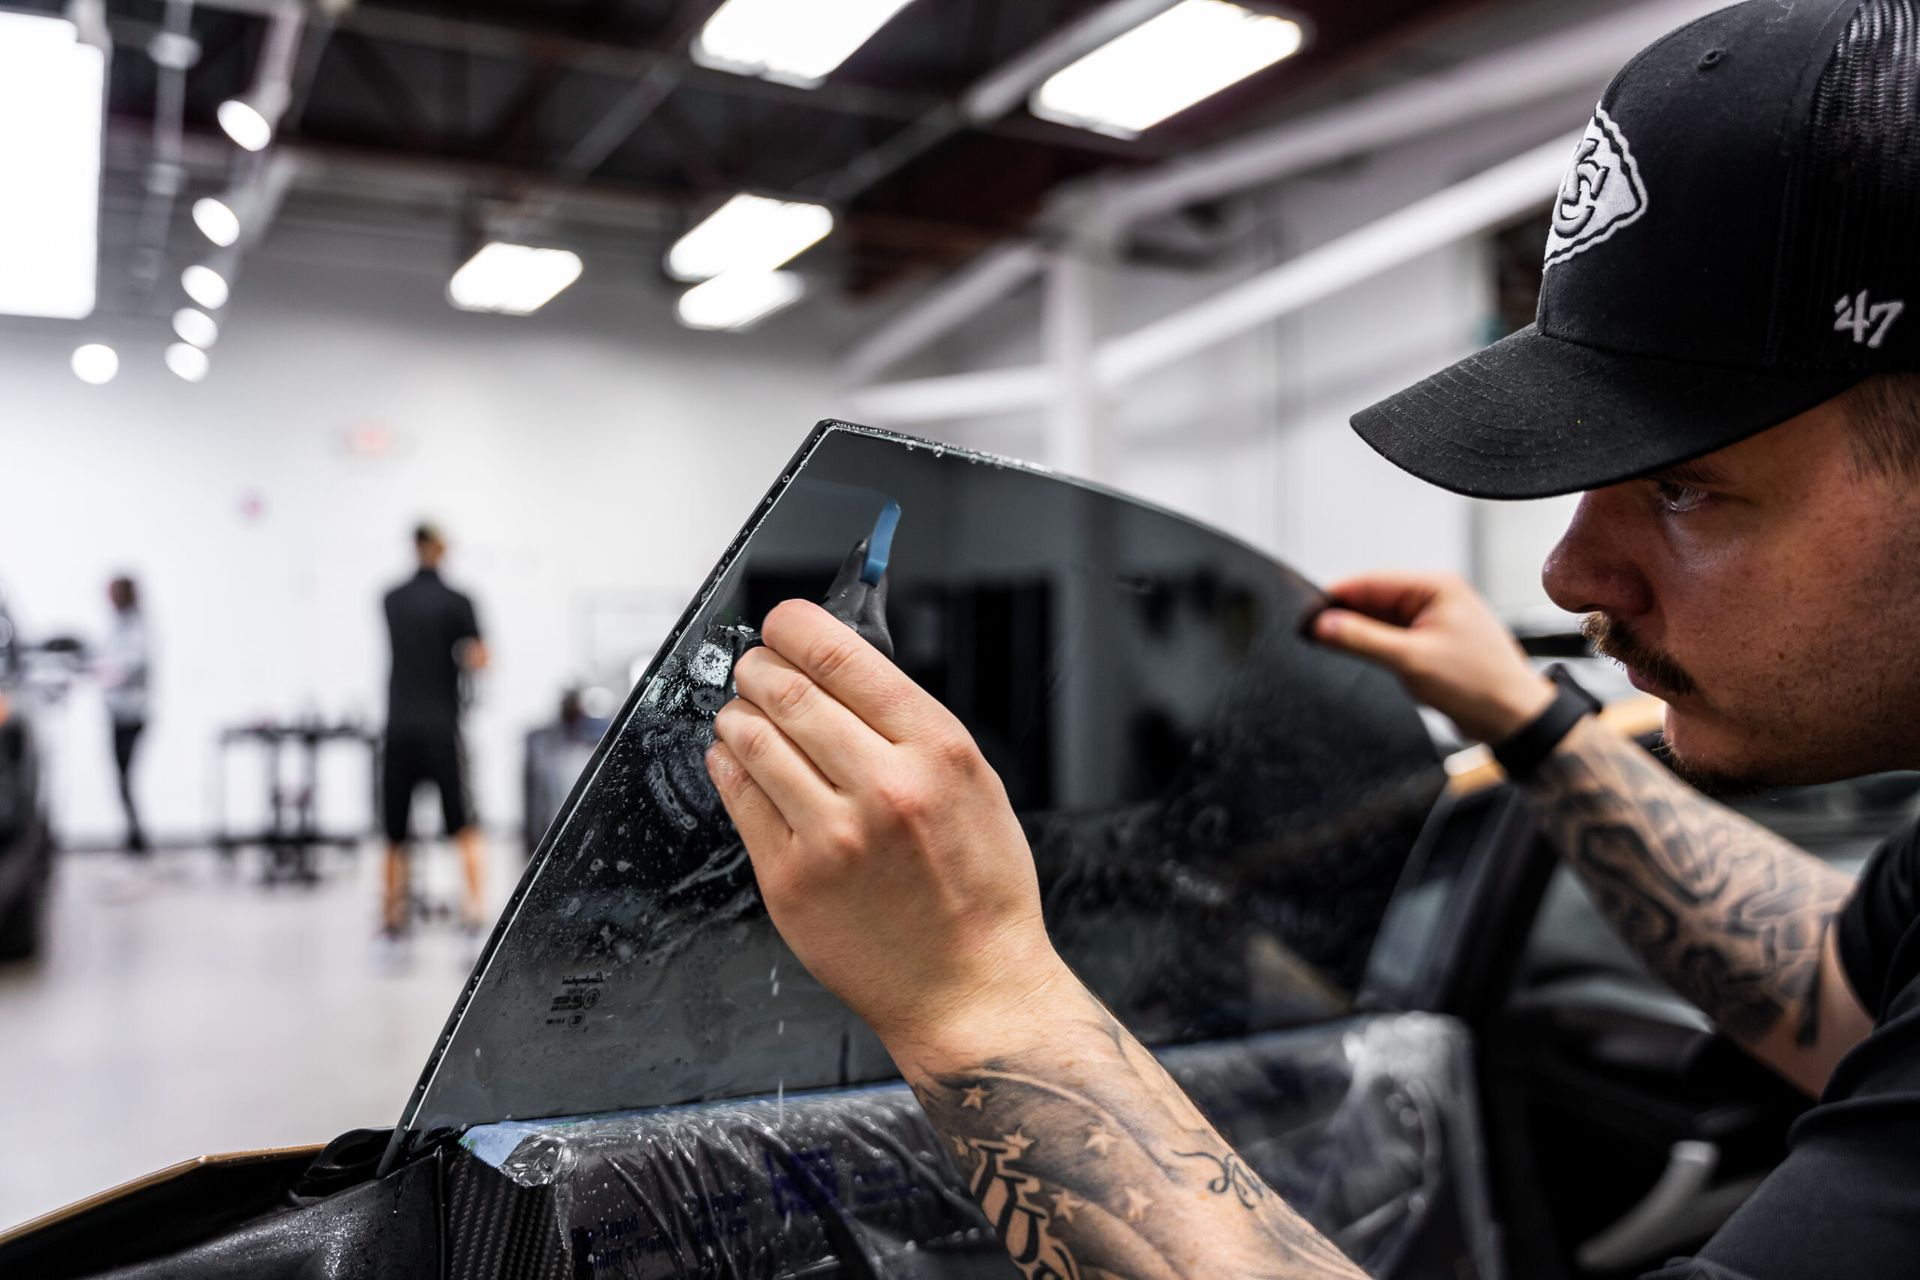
[1050,1188,1086,1222]
[1123,1187,1154,1223]
[961,1084,990,1111]
[1083,1125,1116,1156]
[1001,1128,1034,1157]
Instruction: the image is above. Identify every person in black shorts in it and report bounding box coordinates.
[381,523,489,939]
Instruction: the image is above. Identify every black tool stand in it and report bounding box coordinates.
[215,722,378,886]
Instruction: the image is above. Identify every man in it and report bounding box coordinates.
[98,576,149,855]
[706,1,1920,1276]
[381,524,490,941]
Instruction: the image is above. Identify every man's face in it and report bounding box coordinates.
[1542,395,1920,789]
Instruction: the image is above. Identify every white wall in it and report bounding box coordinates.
[0,239,841,846]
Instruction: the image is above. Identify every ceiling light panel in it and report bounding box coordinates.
[1031,1,1306,139]
[447,243,583,315]
[676,270,805,332]
[0,12,105,320]
[693,0,917,88]
[666,195,834,283]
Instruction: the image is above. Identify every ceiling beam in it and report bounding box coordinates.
[332,29,435,145]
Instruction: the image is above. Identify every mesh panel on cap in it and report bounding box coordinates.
[1775,0,1920,368]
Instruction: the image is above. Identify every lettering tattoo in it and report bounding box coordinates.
[1530,720,1853,1050]
[908,992,1366,1280]
[1175,1149,1268,1210]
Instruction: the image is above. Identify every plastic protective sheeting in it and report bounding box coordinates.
[392,423,1444,1167]
[445,1015,1499,1279]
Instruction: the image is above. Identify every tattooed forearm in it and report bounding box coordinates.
[905,986,1366,1280]
[1528,718,1854,1054]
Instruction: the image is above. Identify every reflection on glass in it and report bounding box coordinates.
[387,423,1443,1166]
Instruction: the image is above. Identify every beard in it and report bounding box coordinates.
[1653,742,1774,799]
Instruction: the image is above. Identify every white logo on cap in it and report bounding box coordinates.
[1835,290,1905,348]
[1544,107,1649,270]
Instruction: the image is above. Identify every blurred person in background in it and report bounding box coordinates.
[380,524,489,946]
[97,576,149,855]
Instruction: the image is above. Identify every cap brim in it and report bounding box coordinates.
[1351,325,1861,499]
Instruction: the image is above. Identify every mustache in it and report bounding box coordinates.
[1581,614,1698,698]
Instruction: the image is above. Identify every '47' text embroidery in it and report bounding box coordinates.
[1835,290,1904,349]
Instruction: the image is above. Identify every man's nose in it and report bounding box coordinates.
[1542,489,1654,618]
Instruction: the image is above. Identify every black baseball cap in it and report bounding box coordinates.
[1353,0,1920,499]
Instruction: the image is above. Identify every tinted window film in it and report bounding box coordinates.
[389,423,1443,1165]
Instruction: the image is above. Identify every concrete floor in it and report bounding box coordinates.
[0,843,508,1233]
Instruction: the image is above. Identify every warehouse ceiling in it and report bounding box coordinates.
[19,0,1511,322]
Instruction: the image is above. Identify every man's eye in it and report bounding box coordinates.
[1654,481,1712,513]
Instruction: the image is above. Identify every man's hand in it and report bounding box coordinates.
[1312,571,1554,743]
[705,599,1076,1066]
[707,598,1369,1279]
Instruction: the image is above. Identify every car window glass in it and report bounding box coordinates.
[388,423,1444,1165]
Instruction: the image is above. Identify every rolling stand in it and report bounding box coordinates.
[214,722,379,885]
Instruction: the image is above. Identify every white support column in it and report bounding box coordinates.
[1043,249,1109,482]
